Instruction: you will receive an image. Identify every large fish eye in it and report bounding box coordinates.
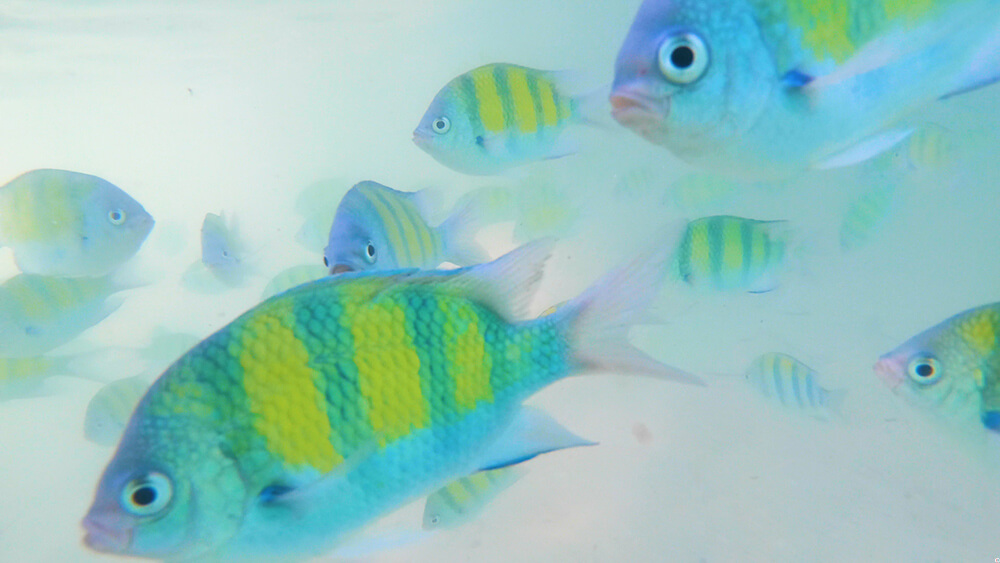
[108,208,127,225]
[364,241,377,264]
[432,116,451,134]
[906,356,941,385]
[323,256,329,267]
[658,32,709,84]
[121,472,173,516]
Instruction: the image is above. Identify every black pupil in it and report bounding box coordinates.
[435,120,445,129]
[111,212,121,220]
[915,363,934,377]
[671,46,695,69]
[323,257,329,267]
[132,486,156,506]
[367,244,375,257]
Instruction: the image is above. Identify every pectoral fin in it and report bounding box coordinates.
[474,406,596,472]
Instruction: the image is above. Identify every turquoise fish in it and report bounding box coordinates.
[745,352,845,419]
[422,466,526,530]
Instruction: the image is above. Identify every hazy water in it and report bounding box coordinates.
[1,1,999,561]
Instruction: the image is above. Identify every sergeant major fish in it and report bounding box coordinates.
[82,240,701,559]
[745,352,845,419]
[610,0,1000,178]
[0,169,154,277]
[422,466,525,530]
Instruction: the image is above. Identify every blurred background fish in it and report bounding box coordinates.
[422,466,526,530]
[0,169,154,277]
[259,264,328,301]
[323,181,488,274]
[414,63,601,175]
[182,212,256,292]
[745,352,845,420]
[293,177,350,253]
[610,0,1000,177]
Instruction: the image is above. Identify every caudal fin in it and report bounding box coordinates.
[558,241,703,385]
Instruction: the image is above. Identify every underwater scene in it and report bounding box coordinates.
[1,0,999,560]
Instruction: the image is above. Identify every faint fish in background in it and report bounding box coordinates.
[0,354,77,401]
[182,212,255,292]
[838,181,899,252]
[83,240,701,560]
[260,264,328,301]
[0,274,133,357]
[745,352,845,419]
[669,215,793,293]
[610,0,1000,178]
[324,181,488,274]
[294,177,350,253]
[0,169,154,277]
[414,63,600,175]
[875,301,1000,433]
[668,172,743,214]
[423,466,526,530]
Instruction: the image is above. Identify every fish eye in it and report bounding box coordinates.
[323,256,329,267]
[121,472,172,516]
[430,515,441,525]
[432,116,451,134]
[658,32,709,84]
[364,241,377,263]
[906,356,941,385]
[108,208,127,225]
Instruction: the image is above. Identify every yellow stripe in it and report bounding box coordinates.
[472,66,505,133]
[359,184,406,265]
[446,480,475,505]
[505,67,538,133]
[379,190,425,267]
[536,77,559,127]
[241,302,342,471]
[352,300,428,443]
[445,301,493,411]
[721,219,743,274]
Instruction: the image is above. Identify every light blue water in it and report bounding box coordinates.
[1,1,999,561]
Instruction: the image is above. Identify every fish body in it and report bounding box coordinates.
[745,353,844,419]
[838,181,898,252]
[0,169,154,276]
[200,212,251,286]
[83,241,697,560]
[324,181,486,274]
[414,63,586,175]
[611,0,1000,177]
[0,274,126,357]
[422,466,525,530]
[875,301,1000,432]
[0,355,72,401]
[670,215,789,292]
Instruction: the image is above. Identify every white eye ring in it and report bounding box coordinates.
[121,472,173,516]
[108,208,127,225]
[906,357,941,385]
[363,241,377,264]
[658,32,709,84]
[431,116,451,134]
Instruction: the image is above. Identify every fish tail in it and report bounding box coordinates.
[556,241,702,385]
[439,197,490,267]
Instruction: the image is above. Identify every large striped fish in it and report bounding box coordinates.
[323,181,487,274]
[414,63,591,176]
[82,240,700,560]
[669,215,791,293]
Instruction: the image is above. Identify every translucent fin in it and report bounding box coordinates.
[474,406,595,471]
[404,188,445,224]
[824,389,848,417]
[438,197,490,267]
[814,128,915,170]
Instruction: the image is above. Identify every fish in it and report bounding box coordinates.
[875,301,1000,433]
[260,264,329,301]
[669,215,791,293]
[82,239,702,560]
[838,181,898,252]
[182,213,253,292]
[0,169,154,277]
[323,181,488,274]
[422,466,526,530]
[610,0,1000,178]
[0,274,130,357]
[0,355,74,401]
[414,63,593,175]
[745,353,845,419]
[83,374,152,446]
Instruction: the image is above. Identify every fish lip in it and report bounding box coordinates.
[330,264,353,275]
[873,357,904,389]
[609,88,669,125]
[412,129,432,146]
[82,514,132,554]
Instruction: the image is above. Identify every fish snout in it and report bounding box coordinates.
[412,129,432,147]
[83,514,132,554]
[873,357,904,389]
[609,87,670,134]
[330,264,353,275]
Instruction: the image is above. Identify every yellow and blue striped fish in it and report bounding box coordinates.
[423,466,525,530]
[324,181,488,274]
[414,63,591,175]
[670,215,791,293]
[745,352,845,419]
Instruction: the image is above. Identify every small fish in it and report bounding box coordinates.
[875,301,1000,433]
[670,215,791,293]
[745,353,845,419]
[414,63,592,175]
[260,264,329,301]
[610,0,1000,177]
[324,181,487,274]
[182,213,253,292]
[838,182,898,252]
[669,173,742,214]
[83,374,152,446]
[422,467,525,530]
[0,355,73,401]
[83,240,701,559]
[449,175,580,244]
[0,169,154,276]
[0,274,130,357]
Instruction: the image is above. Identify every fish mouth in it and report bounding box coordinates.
[873,357,904,389]
[83,515,132,554]
[330,264,353,275]
[609,88,670,141]
[412,129,432,147]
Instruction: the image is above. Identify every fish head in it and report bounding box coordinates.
[200,212,240,269]
[82,179,155,272]
[610,0,775,162]
[83,436,247,559]
[413,82,500,175]
[324,184,395,274]
[874,311,990,423]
